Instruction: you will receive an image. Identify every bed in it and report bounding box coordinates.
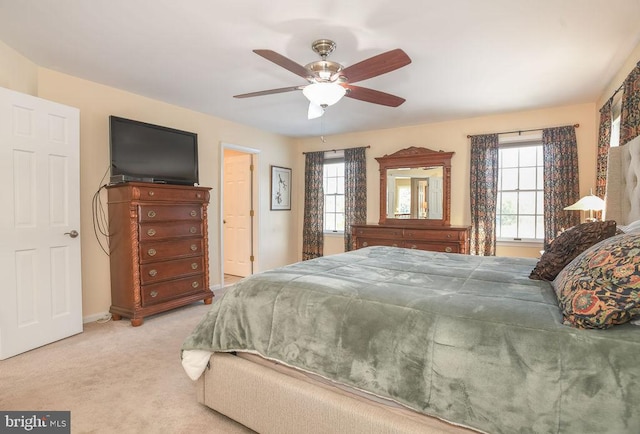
[181,137,640,434]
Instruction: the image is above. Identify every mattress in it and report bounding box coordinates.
[183,246,640,433]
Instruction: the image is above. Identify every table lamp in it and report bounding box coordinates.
[564,190,606,222]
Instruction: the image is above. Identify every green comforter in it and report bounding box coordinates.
[182,246,640,434]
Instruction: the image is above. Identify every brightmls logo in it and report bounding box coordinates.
[0,412,69,433]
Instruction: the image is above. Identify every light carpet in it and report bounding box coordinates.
[0,302,253,434]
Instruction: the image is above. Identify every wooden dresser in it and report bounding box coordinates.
[107,182,212,326]
[351,224,470,254]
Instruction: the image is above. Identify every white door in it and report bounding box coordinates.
[0,87,82,360]
[223,152,252,277]
[428,176,443,219]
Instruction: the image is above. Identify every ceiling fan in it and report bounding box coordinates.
[233,39,412,119]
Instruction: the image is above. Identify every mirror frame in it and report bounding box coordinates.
[376,146,454,226]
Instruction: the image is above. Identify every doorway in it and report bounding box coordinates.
[220,144,259,288]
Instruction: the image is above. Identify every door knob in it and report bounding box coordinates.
[64,230,79,238]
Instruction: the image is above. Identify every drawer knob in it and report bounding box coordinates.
[190,210,198,217]
[148,191,155,196]
[147,210,156,218]
[410,244,417,249]
[196,193,202,198]
[192,281,199,288]
[447,234,452,238]
[149,269,157,277]
[191,262,198,270]
[190,244,198,251]
[148,248,157,256]
[189,226,197,234]
[150,290,158,298]
[147,228,156,236]
[445,247,453,253]
[362,242,368,247]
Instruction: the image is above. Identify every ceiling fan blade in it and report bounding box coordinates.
[343,84,406,107]
[337,49,411,84]
[253,49,311,80]
[308,103,325,119]
[233,86,303,99]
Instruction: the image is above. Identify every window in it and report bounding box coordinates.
[496,143,544,241]
[323,159,345,232]
[610,115,621,147]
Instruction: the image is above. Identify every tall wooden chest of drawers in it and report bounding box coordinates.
[107,182,212,326]
[351,224,470,254]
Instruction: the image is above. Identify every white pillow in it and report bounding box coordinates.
[618,219,640,234]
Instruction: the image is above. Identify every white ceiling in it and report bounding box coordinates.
[1,0,639,138]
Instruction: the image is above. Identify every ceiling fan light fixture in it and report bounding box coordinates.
[307,103,325,119]
[302,82,346,107]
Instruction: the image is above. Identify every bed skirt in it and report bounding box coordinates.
[196,352,478,434]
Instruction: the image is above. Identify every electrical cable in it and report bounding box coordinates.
[92,165,111,256]
[95,313,112,323]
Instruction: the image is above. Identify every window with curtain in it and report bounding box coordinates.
[470,125,579,253]
[303,147,367,258]
[595,61,638,205]
[620,62,640,146]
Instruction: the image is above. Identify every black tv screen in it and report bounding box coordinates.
[109,116,199,185]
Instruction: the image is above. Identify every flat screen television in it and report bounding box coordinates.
[109,115,199,185]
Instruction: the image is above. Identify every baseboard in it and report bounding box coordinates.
[83,287,222,324]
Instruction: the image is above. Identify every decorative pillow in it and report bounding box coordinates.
[529,220,617,281]
[552,232,640,329]
[617,219,640,234]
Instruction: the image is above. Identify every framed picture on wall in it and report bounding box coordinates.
[270,165,291,211]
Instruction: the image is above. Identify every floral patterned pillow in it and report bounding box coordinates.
[552,232,640,329]
[529,220,617,281]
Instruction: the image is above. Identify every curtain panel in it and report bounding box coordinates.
[620,62,640,146]
[469,134,499,256]
[595,98,613,220]
[302,151,325,260]
[344,147,367,252]
[596,98,613,199]
[542,126,580,249]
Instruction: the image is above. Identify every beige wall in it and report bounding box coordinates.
[0,39,298,321]
[300,37,640,259]
[0,40,38,95]
[2,36,638,319]
[598,42,640,109]
[34,69,298,320]
[296,102,598,258]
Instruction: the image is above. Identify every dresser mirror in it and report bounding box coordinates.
[377,147,454,226]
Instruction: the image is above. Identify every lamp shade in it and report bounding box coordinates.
[564,194,605,211]
[302,83,346,107]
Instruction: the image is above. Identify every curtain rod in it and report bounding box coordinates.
[302,145,370,155]
[603,59,640,104]
[466,124,579,139]
[610,82,624,100]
